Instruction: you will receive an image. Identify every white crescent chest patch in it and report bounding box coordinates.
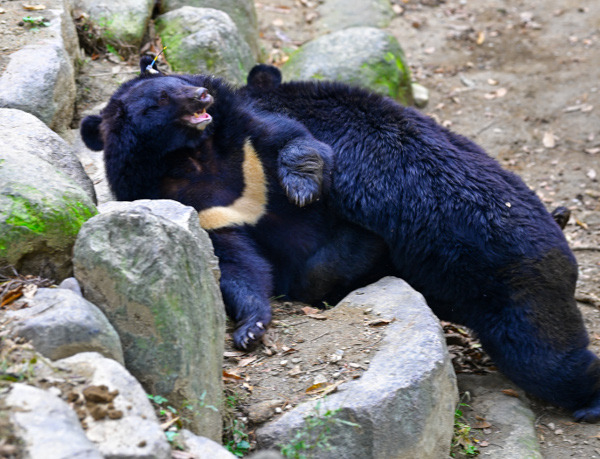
[198,139,268,230]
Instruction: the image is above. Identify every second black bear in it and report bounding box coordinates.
[241,64,600,422]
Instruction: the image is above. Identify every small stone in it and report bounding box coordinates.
[411,83,429,108]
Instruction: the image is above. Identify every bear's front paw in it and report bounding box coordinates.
[233,318,269,350]
[279,141,332,207]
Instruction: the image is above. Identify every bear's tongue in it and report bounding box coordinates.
[183,109,212,125]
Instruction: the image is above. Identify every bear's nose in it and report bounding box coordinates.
[195,87,211,102]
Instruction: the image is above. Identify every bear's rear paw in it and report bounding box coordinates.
[574,405,600,423]
[279,141,332,207]
[233,318,269,350]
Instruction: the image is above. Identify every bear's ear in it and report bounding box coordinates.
[247,64,282,91]
[80,115,104,151]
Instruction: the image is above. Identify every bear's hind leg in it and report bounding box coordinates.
[471,305,600,421]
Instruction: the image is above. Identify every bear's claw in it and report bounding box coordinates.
[233,318,269,350]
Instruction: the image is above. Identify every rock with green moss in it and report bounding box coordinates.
[73,0,154,56]
[0,145,97,281]
[156,7,255,85]
[160,0,260,60]
[282,27,414,105]
[72,200,225,440]
[315,0,394,34]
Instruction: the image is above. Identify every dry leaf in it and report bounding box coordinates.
[366,318,394,327]
[23,4,46,10]
[160,416,180,431]
[242,382,253,392]
[301,306,320,315]
[305,382,329,394]
[224,351,244,358]
[222,370,244,380]
[501,388,520,398]
[238,356,258,367]
[473,420,492,429]
[543,131,556,148]
[308,313,328,320]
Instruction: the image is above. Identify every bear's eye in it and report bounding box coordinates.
[158,91,170,105]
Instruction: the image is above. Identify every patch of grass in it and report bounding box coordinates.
[147,391,217,449]
[224,419,251,457]
[451,402,480,457]
[21,16,50,32]
[279,401,359,459]
[222,386,251,457]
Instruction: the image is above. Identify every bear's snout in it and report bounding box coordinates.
[194,87,212,103]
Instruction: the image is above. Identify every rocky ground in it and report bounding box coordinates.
[1,0,599,457]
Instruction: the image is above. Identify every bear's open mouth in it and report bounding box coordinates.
[181,108,212,130]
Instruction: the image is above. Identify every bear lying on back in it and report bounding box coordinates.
[80,57,389,350]
[241,64,600,422]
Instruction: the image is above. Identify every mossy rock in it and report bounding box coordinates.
[282,27,413,105]
[0,150,97,280]
[159,0,260,60]
[156,7,255,85]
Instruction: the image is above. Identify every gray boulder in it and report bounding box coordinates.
[156,7,255,85]
[6,287,124,364]
[0,143,97,281]
[56,352,172,459]
[282,27,413,105]
[72,200,225,440]
[1,109,97,203]
[4,383,103,459]
[73,0,154,55]
[458,374,543,459]
[257,277,457,458]
[160,0,260,60]
[315,0,394,34]
[179,429,237,458]
[0,44,75,133]
[0,0,77,133]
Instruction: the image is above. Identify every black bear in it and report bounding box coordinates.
[241,64,600,422]
[80,57,389,350]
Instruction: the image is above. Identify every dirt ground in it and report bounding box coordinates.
[1,0,599,457]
